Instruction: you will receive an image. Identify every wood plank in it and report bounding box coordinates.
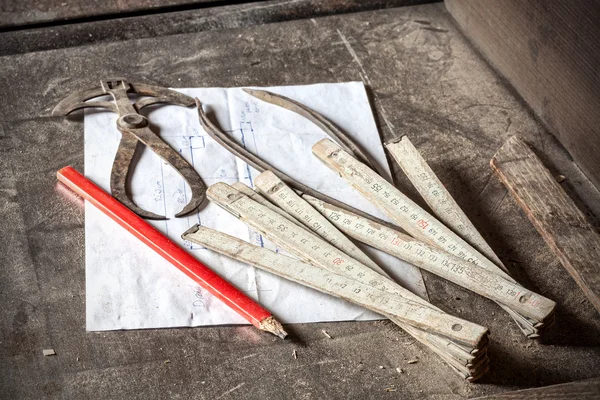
[0,0,225,29]
[0,0,438,55]
[445,0,600,190]
[491,136,600,314]
[473,377,600,399]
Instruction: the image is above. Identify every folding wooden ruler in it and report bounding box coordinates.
[386,137,503,267]
[232,178,490,377]
[383,137,555,334]
[183,182,490,380]
[312,138,556,336]
[254,170,554,325]
[231,179,489,379]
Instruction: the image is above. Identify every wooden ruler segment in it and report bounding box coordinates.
[401,322,487,366]
[208,183,429,308]
[312,139,556,329]
[184,226,488,380]
[384,137,554,336]
[302,195,555,322]
[385,136,504,270]
[254,170,383,274]
[206,182,489,347]
[491,136,600,314]
[232,182,294,220]
[195,182,489,379]
[386,322,488,381]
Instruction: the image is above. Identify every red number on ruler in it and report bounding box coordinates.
[416,219,429,229]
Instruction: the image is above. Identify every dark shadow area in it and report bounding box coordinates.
[477,341,578,389]
[538,302,600,348]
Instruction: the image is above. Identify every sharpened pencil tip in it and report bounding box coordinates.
[276,331,288,340]
[259,316,288,339]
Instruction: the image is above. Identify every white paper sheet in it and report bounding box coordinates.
[84,82,427,331]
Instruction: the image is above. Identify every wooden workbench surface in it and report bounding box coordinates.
[1,2,599,398]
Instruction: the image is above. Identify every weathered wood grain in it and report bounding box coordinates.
[473,376,600,399]
[445,0,600,190]
[0,0,437,55]
[491,136,600,314]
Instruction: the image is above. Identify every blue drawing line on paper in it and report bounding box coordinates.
[238,119,265,247]
[247,121,258,157]
[161,119,268,251]
[192,136,202,228]
[258,233,264,248]
[185,135,205,250]
[237,118,268,249]
[159,161,169,236]
[243,120,282,254]
[238,122,255,188]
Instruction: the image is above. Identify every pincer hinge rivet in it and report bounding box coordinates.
[118,114,148,129]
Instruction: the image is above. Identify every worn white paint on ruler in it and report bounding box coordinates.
[83,82,427,331]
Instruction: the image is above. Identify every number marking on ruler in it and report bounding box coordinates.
[313,139,513,280]
[254,170,383,274]
[385,137,504,269]
[246,175,489,372]
[384,138,555,336]
[184,224,489,379]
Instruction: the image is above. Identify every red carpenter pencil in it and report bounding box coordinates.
[57,166,287,339]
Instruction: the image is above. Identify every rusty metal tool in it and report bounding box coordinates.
[195,90,397,230]
[243,89,375,169]
[53,78,206,219]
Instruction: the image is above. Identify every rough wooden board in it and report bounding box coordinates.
[0,0,437,55]
[491,136,600,314]
[445,0,600,190]
[0,0,227,29]
[1,2,600,399]
[473,376,600,399]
